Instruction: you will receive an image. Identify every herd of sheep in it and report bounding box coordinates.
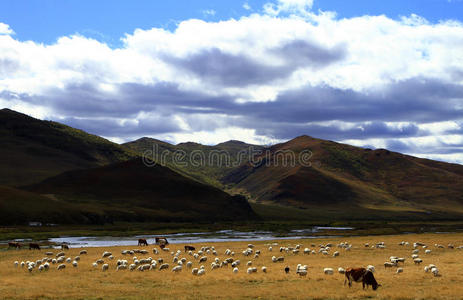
[10,239,462,283]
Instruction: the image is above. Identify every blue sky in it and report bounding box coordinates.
[0,0,462,164]
[1,0,462,46]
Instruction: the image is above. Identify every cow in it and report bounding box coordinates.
[29,243,41,250]
[184,245,195,252]
[344,268,381,290]
[8,242,21,249]
[138,239,148,246]
[155,237,169,246]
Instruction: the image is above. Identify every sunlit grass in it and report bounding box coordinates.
[1,233,463,299]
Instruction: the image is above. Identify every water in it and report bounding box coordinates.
[46,227,354,248]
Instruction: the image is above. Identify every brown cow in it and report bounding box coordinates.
[184,245,195,252]
[138,239,148,246]
[344,268,381,290]
[29,243,41,250]
[8,242,21,249]
[155,237,168,246]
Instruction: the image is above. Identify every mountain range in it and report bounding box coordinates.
[1,108,463,225]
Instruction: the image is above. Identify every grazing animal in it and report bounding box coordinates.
[61,244,69,250]
[155,237,169,246]
[80,250,87,255]
[8,242,21,249]
[338,267,346,274]
[284,266,290,274]
[344,268,381,290]
[184,245,195,252]
[57,264,66,270]
[138,239,148,246]
[29,243,40,250]
[324,268,334,275]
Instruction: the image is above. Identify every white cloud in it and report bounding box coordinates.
[0,13,462,163]
[243,2,251,10]
[202,9,216,17]
[0,23,14,35]
[263,0,313,16]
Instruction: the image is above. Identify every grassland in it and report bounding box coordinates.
[1,233,463,299]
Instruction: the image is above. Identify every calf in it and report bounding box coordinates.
[345,268,381,290]
[29,243,41,250]
[185,245,195,252]
[138,239,148,247]
[155,237,169,246]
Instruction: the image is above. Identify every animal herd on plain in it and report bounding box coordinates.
[5,238,460,292]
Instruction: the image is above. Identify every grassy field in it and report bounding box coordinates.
[1,233,463,299]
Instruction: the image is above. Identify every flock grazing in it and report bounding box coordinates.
[6,237,461,293]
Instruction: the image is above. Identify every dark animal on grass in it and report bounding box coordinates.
[61,244,69,250]
[138,239,148,246]
[29,243,41,250]
[155,237,169,245]
[8,242,21,249]
[285,266,290,274]
[184,245,195,252]
[344,267,381,290]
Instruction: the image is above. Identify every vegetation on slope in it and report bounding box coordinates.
[0,108,135,186]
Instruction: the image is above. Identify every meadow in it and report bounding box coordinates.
[1,233,463,299]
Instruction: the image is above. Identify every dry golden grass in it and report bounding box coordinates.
[1,233,463,299]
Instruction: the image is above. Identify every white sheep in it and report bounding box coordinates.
[57,264,66,270]
[233,267,239,273]
[333,251,339,257]
[338,267,345,274]
[396,268,403,274]
[197,269,205,276]
[414,258,423,265]
[431,267,439,277]
[72,261,78,267]
[324,268,334,275]
[172,265,182,272]
[262,266,267,273]
[159,263,169,271]
[79,250,87,255]
[199,256,207,263]
[425,250,432,254]
[102,264,109,271]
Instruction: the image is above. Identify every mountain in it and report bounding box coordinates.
[224,135,463,220]
[0,108,136,186]
[123,137,264,189]
[24,158,257,223]
[0,185,110,225]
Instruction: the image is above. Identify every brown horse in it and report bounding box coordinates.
[29,243,40,250]
[138,238,148,246]
[8,242,21,249]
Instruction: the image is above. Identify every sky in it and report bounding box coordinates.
[0,0,462,164]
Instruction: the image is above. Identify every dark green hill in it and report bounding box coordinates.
[25,158,257,223]
[0,108,135,186]
[123,137,264,189]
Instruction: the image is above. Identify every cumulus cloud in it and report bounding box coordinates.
[0,23,14,35]
[0,8,462,163]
